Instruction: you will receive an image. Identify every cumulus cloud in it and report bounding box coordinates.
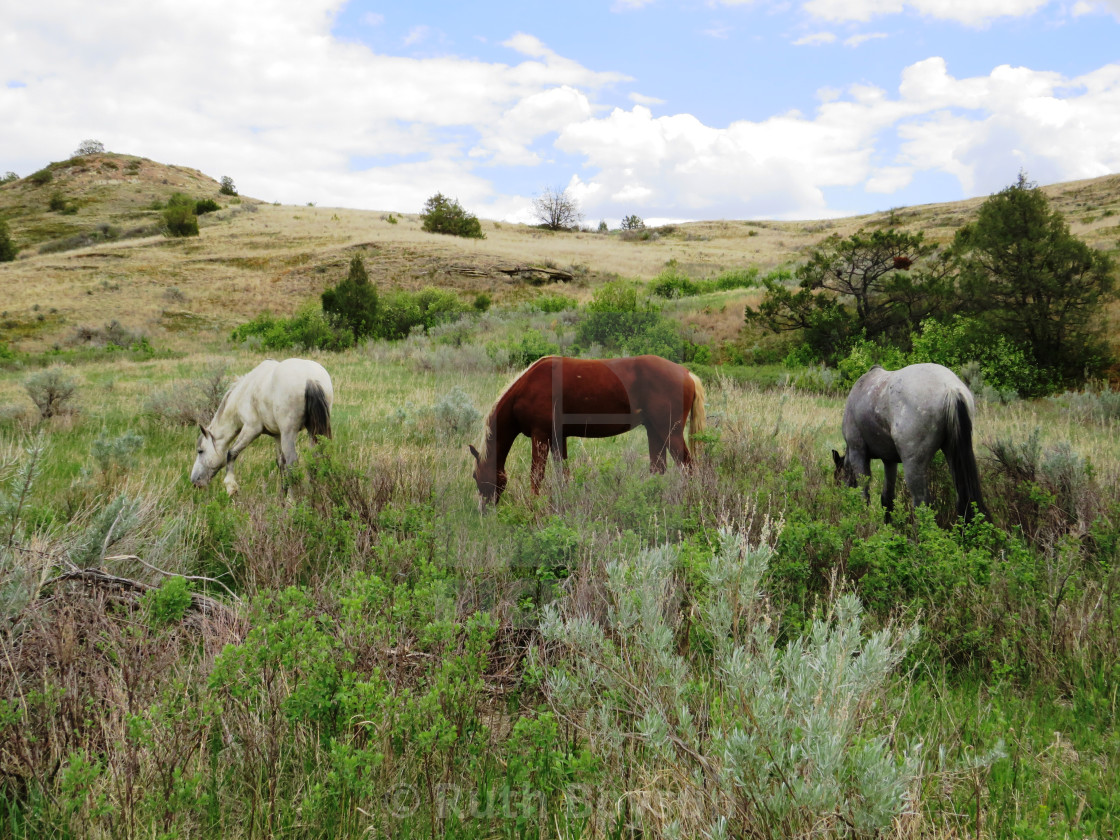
[0,4,625,211]
[553,57,1120,220]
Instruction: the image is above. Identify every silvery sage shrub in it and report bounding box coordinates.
[533,523,923,839]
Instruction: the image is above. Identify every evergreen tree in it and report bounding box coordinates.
[322,254,380,339]
[954,173,1116,387]
[0,219,16,262]
[420,193,484,239]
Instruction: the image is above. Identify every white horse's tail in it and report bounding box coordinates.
[305,380,332,440]
[944,391,984,522]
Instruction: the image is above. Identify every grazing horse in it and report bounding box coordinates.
[469,355,706,505]
[832,363,985,523]
[190,358,333,495]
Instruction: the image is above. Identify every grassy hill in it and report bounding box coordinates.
[2,151,1119,352]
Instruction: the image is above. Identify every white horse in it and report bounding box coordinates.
[832,363,985,523]
[190,358,333,495]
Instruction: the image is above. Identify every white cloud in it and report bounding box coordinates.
[0,4,627,213]
[845,32,888,46]
[402,25,431,46]
[794,31,838,44]
[362,12,384,26]
[803,0,1049,26]
[629,92,667,105]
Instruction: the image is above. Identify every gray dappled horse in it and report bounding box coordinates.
[832,363,985,523]
[190,358,333,495]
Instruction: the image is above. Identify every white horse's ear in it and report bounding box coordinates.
[468,444,480,462]
[199,424,212,440]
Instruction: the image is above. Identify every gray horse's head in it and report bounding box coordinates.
[832,449,858,488]
[190,425,224,487]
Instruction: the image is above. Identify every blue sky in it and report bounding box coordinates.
[2,0,1119,224]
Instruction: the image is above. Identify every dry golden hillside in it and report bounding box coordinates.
[1,152,1118,352]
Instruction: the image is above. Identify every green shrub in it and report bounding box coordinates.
[575,280,693,360]
[649,261,700,298]
[141,576,193,628]
[231,307,353,351]
[486,329,559,368]
[91,430,144,473]
[162,204,198,237]
[322,255,379,339]
[29,167,53,186]
[219,175,237,196]
[376,287,468,339]
[48,192,68,212]
[420,192,485,239]
[194,197,220,214]
[0,218,16,262]
[908,315,1045,396]
[24,366,78,419]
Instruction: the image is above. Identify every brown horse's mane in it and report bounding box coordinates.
[476,355,559,462]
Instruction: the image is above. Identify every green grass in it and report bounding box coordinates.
[1,321,1118,838]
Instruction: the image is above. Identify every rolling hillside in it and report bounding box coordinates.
[1,151,1119,352]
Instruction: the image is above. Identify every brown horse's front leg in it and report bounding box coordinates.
[530,433,550,494]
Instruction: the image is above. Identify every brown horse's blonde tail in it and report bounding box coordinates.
[688,372,707,445]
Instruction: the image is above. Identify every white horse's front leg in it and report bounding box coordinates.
[223,424,262,496]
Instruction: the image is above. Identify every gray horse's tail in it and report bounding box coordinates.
[947,394,985,522]
[304,380,332,441]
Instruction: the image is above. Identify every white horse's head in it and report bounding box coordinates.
[190,426,224,487]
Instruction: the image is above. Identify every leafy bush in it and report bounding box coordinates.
[24,366,78,419]
[620,214,644,230]
[575,280,693,361]
[0,218,16,262]
[322,255,379,339]
[376,287,468,339]
[162,203,198,237]
[909,315,1046,397]
[48,192,68,212]
[145,365,230,426]
[652,263,760,299]
[219,175,238,196]
[420,193,484,239]
[486,329,559,368]
[141,576,193,628]
[194,197,220,214]
[231,307,353,351]
[29,167,53,186]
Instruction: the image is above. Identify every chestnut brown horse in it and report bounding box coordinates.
[469,355,706,505]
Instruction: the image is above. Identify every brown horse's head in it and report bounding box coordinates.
[468,444,507,507]
[832,449,858,488]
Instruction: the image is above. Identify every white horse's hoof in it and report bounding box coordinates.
[224,477,240,496]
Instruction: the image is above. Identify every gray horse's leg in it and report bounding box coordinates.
[277,428,301,493]
[223,424,262,495]
[902,458,930,509]
[881,461,898,522]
